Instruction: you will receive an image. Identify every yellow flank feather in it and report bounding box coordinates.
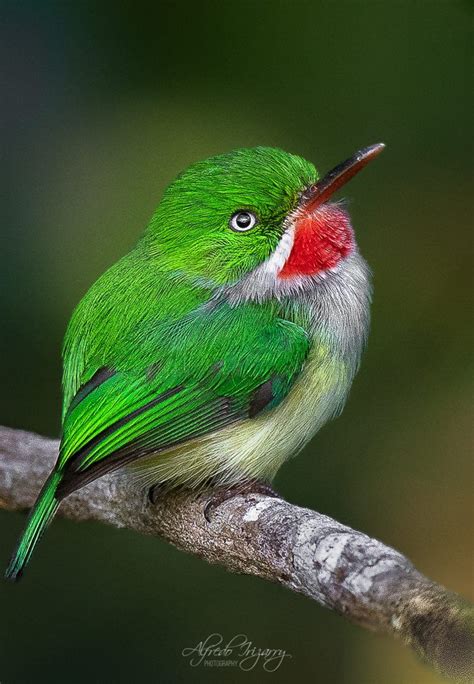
[129,341,350,489]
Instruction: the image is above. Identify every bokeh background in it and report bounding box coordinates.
[1,1,472,683]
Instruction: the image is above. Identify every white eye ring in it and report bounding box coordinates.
[229,210,257,232]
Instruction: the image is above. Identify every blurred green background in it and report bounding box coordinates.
[1,1,472,683]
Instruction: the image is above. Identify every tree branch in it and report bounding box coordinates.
[0,426,472,680]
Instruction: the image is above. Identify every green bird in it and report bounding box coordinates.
[6,143,384,581]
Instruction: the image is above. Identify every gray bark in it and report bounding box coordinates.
[0,425,472,681]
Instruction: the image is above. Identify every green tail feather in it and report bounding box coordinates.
[5,472,62,582]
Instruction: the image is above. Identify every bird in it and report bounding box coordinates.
[5,143,384,581]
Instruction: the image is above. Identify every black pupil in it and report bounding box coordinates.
[236,212,251,228]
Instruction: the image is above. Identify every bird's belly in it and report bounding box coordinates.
[130,341,351,489]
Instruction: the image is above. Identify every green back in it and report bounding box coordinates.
[57,147,317,495]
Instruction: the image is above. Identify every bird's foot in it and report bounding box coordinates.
[148,481,175,504]
[203,479,279,523]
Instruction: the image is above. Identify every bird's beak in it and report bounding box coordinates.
[301,143,385,213]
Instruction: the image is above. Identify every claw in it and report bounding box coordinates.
[148,482,166,504]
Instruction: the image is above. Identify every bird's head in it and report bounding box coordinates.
[145,145,384,293]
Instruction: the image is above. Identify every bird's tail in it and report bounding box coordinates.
[5,471,62,582]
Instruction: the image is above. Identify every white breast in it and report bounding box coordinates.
[130,252,371,489]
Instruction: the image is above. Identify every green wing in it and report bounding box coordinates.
[5,300,309,580]
[56,302,309,498]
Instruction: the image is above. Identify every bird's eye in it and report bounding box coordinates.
[229,211,257,232]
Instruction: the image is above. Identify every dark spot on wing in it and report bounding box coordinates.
[67,367,116,414]
[248,377,276,418]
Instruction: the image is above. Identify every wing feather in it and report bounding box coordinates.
[56,303,310,499]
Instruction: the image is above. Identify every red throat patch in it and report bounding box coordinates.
[278,204,354,279]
